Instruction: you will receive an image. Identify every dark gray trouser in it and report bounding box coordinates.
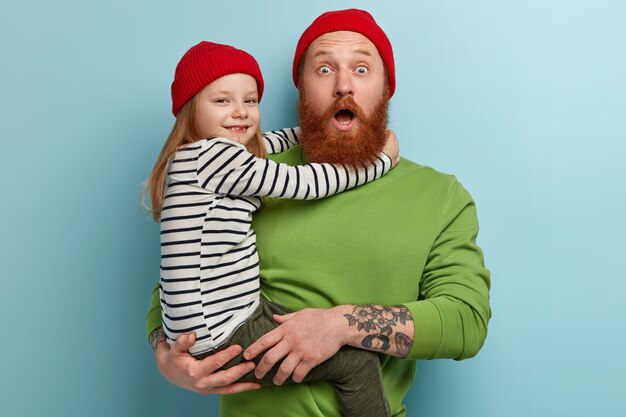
[198,298,390,417]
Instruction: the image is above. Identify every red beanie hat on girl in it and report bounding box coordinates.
[292,9,395,97]
[171,41,264,116]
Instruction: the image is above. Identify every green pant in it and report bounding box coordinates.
[201,298,390,417]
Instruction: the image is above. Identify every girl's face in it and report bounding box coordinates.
[195,73,260,146]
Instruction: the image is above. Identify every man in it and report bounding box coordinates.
[147,9,491,417]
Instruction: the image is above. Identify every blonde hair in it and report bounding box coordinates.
[145,96,266,221]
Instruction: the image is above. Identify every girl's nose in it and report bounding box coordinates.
[232,103,248,119]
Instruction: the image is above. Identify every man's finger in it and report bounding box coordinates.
[200,345,244,373]
[205,382,261,395]
[243,329,283,360]
[171,333,195,354]
[292,361,315,384]
[272,353,301,385]
[272,312,296,324]
[199,360,256,389]
[254,343,291,379]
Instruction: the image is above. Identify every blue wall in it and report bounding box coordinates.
[1,1,624,416]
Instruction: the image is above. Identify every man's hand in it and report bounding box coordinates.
[155,332,261,395]
[242,306,350,385]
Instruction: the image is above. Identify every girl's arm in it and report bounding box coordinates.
[196,132,397,200]
[263,127,301,154]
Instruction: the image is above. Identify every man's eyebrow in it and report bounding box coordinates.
[353,49,373,57]
[311,50,332,59]
[311,49,373,59]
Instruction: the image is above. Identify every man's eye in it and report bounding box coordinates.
[356,66,368,74]
[318,66,331,74]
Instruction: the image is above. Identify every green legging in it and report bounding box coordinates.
[198,298,390,417]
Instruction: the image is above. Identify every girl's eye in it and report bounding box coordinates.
[245,98,258,104]
[356,66,368,74]
[214,98,228,104]
[318,66,331,74]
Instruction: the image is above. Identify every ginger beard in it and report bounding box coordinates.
[297,87,390,168]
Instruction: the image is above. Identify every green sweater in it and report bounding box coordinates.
[146,147,491,417]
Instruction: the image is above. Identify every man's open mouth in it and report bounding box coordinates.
[332,109,355,131]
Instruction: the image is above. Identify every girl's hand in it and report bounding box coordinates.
[155,332,261,394]
[382,129,400,167]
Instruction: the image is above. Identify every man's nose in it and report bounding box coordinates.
[334,69,353,97]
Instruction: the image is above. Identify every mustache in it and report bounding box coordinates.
[325,95,367,121]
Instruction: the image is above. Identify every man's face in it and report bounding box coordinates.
[300,31,387,126]
[297,31,389,166]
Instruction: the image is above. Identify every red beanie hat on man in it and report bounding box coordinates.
[292,8,395,97]
[171,41,264,116]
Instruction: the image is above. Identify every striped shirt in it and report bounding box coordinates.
[160,128,393,354]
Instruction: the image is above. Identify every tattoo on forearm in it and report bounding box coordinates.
[149,327,166,353]
[395,332,412,358]
[344,305,413,357]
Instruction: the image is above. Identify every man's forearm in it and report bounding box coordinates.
[149,327,166,354]
[338,304,414,358]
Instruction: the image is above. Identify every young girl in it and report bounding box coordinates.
[148,41,398,417]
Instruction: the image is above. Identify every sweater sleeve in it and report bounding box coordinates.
[262,127,301,154]
[196,138,392,200]
[146,279,162,340]
[403,177,491,360]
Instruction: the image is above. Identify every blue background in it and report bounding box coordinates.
[1,1,624,416]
